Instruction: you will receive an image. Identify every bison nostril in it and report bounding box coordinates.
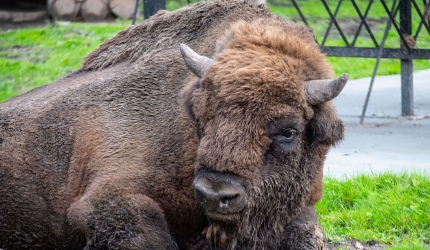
[193,176,247,215]
[220,194,238,206]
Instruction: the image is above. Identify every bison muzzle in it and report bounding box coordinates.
[193,170,248,218]
[0,1,348,249]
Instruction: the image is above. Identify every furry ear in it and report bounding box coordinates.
[306,102,344,146]
[180,79,200,121]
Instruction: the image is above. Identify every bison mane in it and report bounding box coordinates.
[82,0,274,71]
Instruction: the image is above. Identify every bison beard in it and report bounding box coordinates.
[206,177,309,249]
[198,144,318,250]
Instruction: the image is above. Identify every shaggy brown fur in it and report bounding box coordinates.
[0,1,344,249]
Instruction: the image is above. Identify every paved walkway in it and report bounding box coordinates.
[325,69,430,178]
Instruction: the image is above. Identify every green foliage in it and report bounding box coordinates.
[317,172,430,248]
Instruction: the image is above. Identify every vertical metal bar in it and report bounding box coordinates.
[351,0,379,47]
[401,61,414,116]
[322,0,343,46]
[360,0,398,124]
[399,0,414,116]
[144,0,166,19]
[132,0,140,25]
[321,0,350,46]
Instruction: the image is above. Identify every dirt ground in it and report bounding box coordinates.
[327,239,386,250]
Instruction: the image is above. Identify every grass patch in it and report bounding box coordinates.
[1,0,429,101]
[318,172,430,249]
[0,21,128,102]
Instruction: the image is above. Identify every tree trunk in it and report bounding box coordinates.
[109,0,136,19]
[81,0,111,21]
[0,10,47,23]
[48,0,80,20]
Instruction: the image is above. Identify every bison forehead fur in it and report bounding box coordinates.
[0,1,344,249]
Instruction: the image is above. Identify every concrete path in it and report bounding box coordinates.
[325,69,430,178]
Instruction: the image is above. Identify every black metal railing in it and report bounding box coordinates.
[288,0,430,121]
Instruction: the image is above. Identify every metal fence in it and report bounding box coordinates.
[139,0,430,122]
[290,0,430,122]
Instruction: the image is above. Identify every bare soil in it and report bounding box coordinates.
[327,239,386,250]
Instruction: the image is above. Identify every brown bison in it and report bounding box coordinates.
[0,1,348,249]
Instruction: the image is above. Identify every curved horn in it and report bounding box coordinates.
[304,73,349,105]
[180,43,213,78]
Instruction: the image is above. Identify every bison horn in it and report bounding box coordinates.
[304,73,349,105]
[180,43,213,78]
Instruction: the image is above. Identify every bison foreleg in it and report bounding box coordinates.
[280,205,326,250]
[68,193,177,250]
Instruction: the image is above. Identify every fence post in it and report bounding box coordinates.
[399,0,414,116]
[144,0,165,19]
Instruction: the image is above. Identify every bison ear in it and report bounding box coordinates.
[180,79,200,120]
[306,102,344,146]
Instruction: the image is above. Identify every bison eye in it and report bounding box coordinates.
[266,121,301,155]
[273,129,297,144]
[269,128,298,156]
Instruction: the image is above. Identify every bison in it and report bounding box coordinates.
[0,1,348,249]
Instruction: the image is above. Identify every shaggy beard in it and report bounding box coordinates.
[205,171,311,250]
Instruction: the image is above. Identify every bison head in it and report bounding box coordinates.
[180,21,347,249]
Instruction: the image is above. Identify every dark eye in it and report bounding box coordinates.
[272,129,297,144]
[283,129,297,141]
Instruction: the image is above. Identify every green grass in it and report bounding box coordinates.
[0,21,128,102]
[317,172,430,249]
[0,0,429,100]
